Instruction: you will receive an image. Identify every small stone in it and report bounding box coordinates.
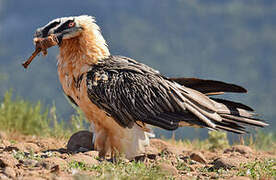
[228,176,251,180]
[23,159,37,167]
[68,153,99,165]
[50,165,60,173]
[190,152,207,164]
[158,162,178,175]
[212,157,246,169]
[13,142,40,152]
[4,167,16,178]
[0,159,7,168]
[43,157,67,167]
[224,145,253,155]
[67,131,94,152]
[161,147,183,156]
[83,151,99,158]
[145,146,159,155]
[35,161,50,169]
[150,139,170,150]
[0,154,18,167]
[134,154,146,162]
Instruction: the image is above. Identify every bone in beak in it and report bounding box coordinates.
[22,34,59,69]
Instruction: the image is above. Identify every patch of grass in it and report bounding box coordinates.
[252,131,276,151]
[13,150,42,161]
[237,159,276,179]
[68,161,90,171]
[9,139,17,144]
[13,151,27,161]
[166,130,230,151]
[0,90,88,138]
[68,160,169,180]
[175,159,191,172]
[0,91,50,136]
[207,131,229,151]
[198,166,234,179]
[238,130,276,152]
[13,149,54,164]
[165,137,210,151]
[168,131,230,151]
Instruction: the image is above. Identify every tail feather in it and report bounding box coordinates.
[176,86,268,134]
[211,98,254,111]
[170,77,247,94]
[167,78,268,134]
[211,98,258,119]
[217,108,256,118]
[220,114,268,127]
[215,124,247,134]
[211,98,268,133]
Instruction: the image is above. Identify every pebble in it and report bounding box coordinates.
[67,131,94,153]
[158,162,178,175]
[224,145,253,155]
[212,157,244,169]
[228,176,251,180]
[68,153,99,165]
[190,152,207,164]
[0,154,18,167]
[4,167,16,178]
[23,159,38,167]
[35,161,50,169]
[43,157,67,167]
[161,147,183,156]
[150,139,170,150]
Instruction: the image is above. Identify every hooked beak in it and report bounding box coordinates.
[34,28,63,45]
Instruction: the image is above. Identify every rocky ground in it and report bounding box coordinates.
[0,131,275,180]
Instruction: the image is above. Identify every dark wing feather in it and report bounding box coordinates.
[86,56,184,130]
[169,77,247,94]
[211,98,254,112]
[86,56,268,133]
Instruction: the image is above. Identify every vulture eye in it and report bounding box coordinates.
[68,22,75,28]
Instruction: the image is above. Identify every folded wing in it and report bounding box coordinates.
[87,56,268,134]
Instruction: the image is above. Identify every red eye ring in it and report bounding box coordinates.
[68,22,75,28]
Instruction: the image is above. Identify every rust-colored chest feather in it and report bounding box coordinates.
[57,31,110,103]
[56,30,125,135]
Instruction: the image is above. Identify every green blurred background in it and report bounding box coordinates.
[0,0,275,139]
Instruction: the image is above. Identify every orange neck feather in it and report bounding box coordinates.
[58,23,110,66]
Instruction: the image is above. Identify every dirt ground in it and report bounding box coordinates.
[0,131,275,180]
